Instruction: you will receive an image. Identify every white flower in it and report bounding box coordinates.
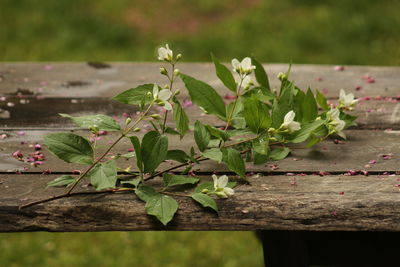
[280,111,301,133]
[212,174,234,198]
[327,108,346,138]
[152,84,172,110]
[235,75,254,89]
[231,57,256,75]
[158,44,173,62]
[339,89,358,109]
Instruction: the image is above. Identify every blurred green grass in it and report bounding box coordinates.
[0,0,399,64]
[0,232,263,267]
[0,0,398,266]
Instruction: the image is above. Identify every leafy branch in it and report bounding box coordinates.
[19,44,358,226]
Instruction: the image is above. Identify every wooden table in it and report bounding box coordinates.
[1,63,399,266]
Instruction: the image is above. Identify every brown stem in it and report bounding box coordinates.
[160,191,191,197]
[144,156,206,181]
[19,188,134,209]
[20,105,153,209]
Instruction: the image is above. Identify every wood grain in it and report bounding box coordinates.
[1,173,400,232]
[1,96,399,129]
[0,130,398,173]
[1,63,400,232]
[1,63,399,98]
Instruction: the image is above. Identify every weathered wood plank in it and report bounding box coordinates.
[0,130,398,173]
[1,63,399,99]
[1,96,399,129]
[1,173,399,231]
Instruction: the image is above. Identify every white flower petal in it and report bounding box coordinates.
[231,58,240,71]
[152,84,159,99]
[241,57,252,70]
[223,187,234,197]
[335,120,346,132]
[212,174,218,189]
[163,101,172,111]
[157,44,173,61]
[284,111,296,124]
[337,131,346,139]
[217,175,229,188]
[288,121,301,132]
[242,75,253,88]
[158,89,172,101]
[339,89,346,100]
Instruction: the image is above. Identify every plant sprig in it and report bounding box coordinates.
[20,44,358,226]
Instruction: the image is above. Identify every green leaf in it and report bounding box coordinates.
[301,88,318,123]
[164,127,180,135]
[145,195,178,225]
[253,152,269,165]
[293,89,305,123]
[340,112,358,128]
[180,74,226,120]
[59,114,120,131]
[47,175,75,187]
[121,178,141,188]
[269,147,291,161]
[252,137,270,165]
[172,98,189,138]
[316,89,329,110]
[141,131,168,173]
[257,87,275,100]
[163,173,199,187]
[129,136,143,172]
[135,185,160,202]
[251,57,270,91]
[201,148,223,163]
[112,84,153,105]
[272,81,295,128]
[191,193,218,213]
[243,96,271,134]
[166,149,190,163]
[223,148,246,178]
[307,137,322,147]
[44,133,93,165]
[205,125,228,141]
[87,160,117,190]
[252,138,269,155]
[290,119,325,143]
[194,121,210,152]
[212,54,237,92]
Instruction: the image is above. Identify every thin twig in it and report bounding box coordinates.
[19,188,134,209]
[20,105,153,209]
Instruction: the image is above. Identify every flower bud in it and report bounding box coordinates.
[176,54,182,61]
[160,67,168,75]
[201,189,209,194]
[173,69,180,76]
[133,127,141,132]
[156,100,165,106]
[146,91,153,97]
[269,137,278,142]
[125,117,132,125]
[89,126,99,134]
[150,114,161,119]
[174,89,181,96]
[215,191,228,198]
[164,84,170,89]
[277,72,288,81]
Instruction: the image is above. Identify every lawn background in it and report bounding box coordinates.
[1,0,399,266]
